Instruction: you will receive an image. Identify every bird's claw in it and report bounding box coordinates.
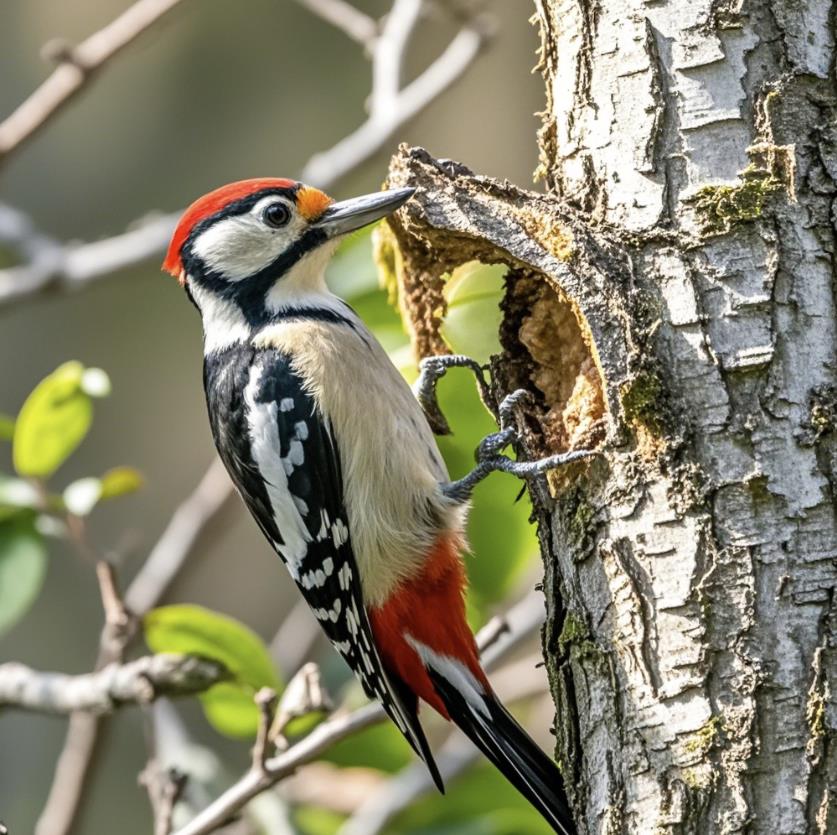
[414,354,491,435]
[442,388,597,503]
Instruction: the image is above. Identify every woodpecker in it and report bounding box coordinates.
[164,177,578,834]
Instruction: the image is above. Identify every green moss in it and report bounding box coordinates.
[682,765,713,791]
[558,610,603,661]
[558,611,589,652]
[620,371,669,436]
[684,715,724,756]
[810,385,837,439]
[558,485,596,553]
[691,164,783,235]
[744,473,771,505]
[808,690,825,741]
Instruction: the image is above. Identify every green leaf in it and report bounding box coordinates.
[200,682,261,737]
[0,518,48,637]
[13,362,97,478]
[144,604,281,738]
[0,413,15,441]
[294,806,346,835]
[284,708,329,740]
[62,467,143,517]
[439,262,506,365]
[99,466,143,500]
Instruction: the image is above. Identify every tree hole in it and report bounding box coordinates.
[500,270,607,455]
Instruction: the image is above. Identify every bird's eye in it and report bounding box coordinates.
[262,203,291,228]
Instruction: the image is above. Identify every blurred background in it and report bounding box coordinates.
[0,1,553,832]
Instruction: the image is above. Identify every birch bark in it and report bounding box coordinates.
[384,1,837,831]
[534,1,837,830]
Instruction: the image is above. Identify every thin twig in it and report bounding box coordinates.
[0,0,190,162]
[35,561,133,835]
[124,458,234,615]
[0,655,227,715]
[157,769,188,835]
[253,688,278,770]
[291,0,377,47]
[270,662,333,748]
[172,594,544,835]
[34,715,99,835]
[0,3,487,309]
[372,0,423,113]
[0,210,179,307]
[301,9,488,186]
[35,464,233,835]
[140,762,188,835]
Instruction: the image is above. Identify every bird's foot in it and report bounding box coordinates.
[414,354,491,435]
[442,388,596,502]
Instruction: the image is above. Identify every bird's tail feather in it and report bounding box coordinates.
[429,670,576,835]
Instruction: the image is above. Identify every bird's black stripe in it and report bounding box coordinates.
[266,305,358,329]
[181,186,332,327]
[204,344,283,545]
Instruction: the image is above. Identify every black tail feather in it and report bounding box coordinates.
[387,666,445,793]
[430,672,576,834]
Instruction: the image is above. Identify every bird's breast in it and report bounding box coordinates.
[253,317,466,607]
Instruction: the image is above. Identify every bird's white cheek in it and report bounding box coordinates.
[187,280,251,353]
[192,216,292,281]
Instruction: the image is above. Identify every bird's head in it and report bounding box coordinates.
[163,178,414,333]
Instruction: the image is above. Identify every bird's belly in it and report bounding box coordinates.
[254,319,465,607]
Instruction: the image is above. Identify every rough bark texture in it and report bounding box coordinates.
[382,1,837,832]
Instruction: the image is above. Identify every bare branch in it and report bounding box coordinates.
[140,762,188,835]
[252,688,279,771]
[171,594,544,835]
[34,714,99,835]
[125,458,234,615]
[36,463,233,835]
[174,703,383,835]
[270,662,333,748]
[292,0,377,47]
[0,3,487,309]
[0,0,190,162]
[372,0,423,113]
[0,655,227,715]
[301,11,488,187]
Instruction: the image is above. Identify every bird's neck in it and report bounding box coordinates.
[192,246,347,356]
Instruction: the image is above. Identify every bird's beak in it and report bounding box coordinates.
[314,187,416,238]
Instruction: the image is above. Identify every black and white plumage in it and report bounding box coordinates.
[165,178,577,834]
[204,344,442,789]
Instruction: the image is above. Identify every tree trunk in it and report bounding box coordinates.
[382,1,837,832]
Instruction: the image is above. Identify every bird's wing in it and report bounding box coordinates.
[235,348,442,789]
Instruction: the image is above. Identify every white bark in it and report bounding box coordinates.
[535,0,837,830]
[384,0,837,829]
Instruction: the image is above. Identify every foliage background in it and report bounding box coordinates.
[0,2,552,832]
